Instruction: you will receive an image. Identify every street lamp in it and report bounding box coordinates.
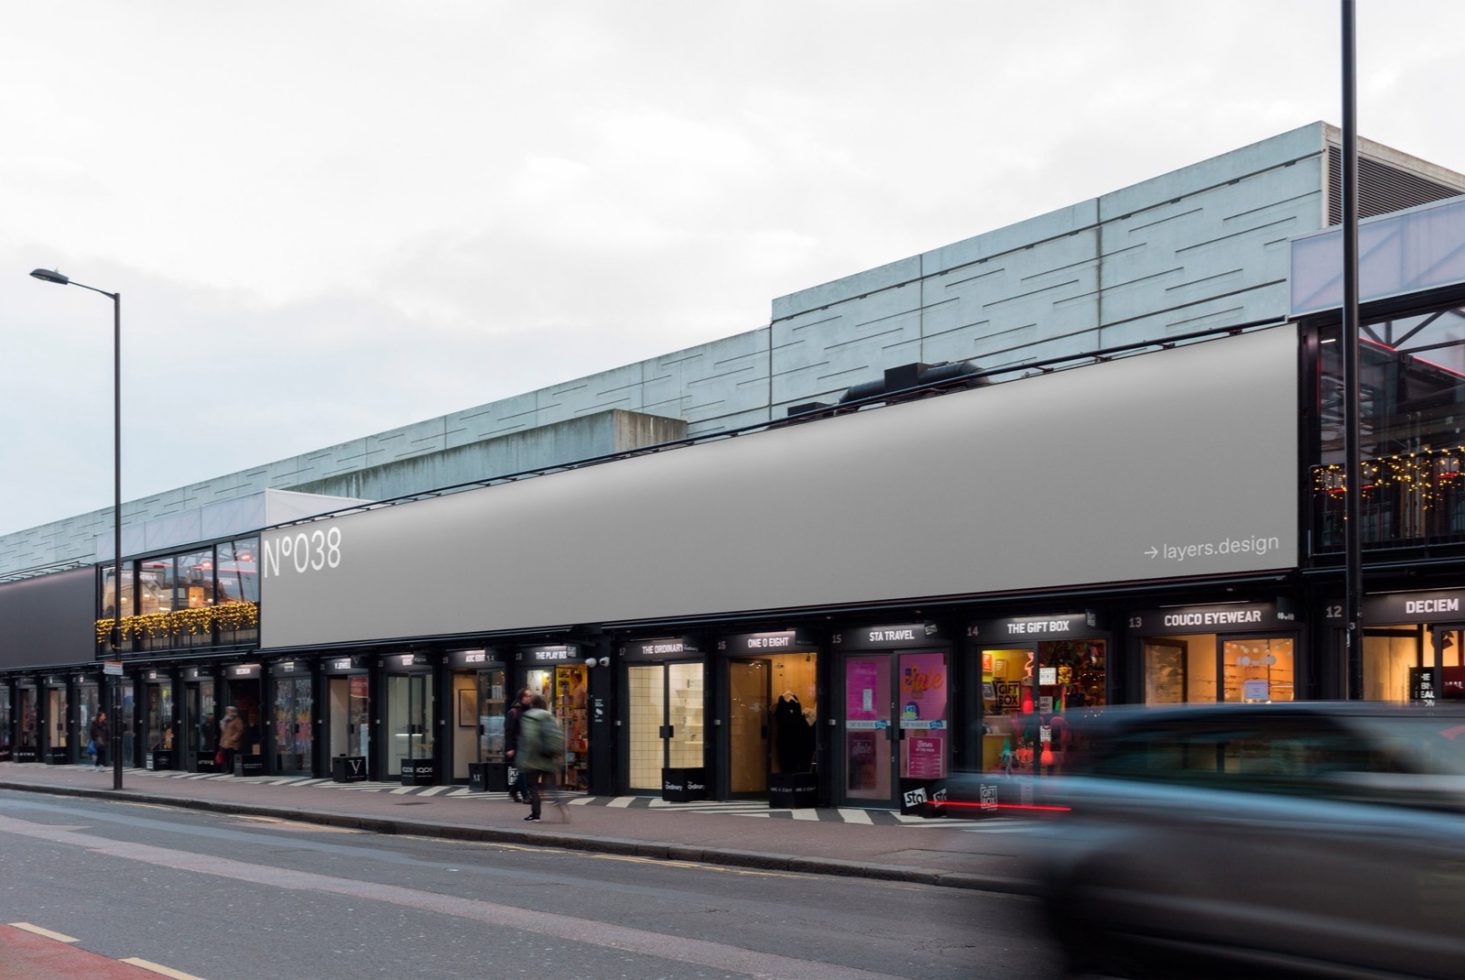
[29,268,125,791]
[1340,1,1365,700]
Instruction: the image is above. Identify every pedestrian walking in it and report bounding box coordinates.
[503,687,532,803]
[89,711,109,772]
[219,705,244,774]
[518,694,568,822]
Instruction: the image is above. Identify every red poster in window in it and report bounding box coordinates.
[906,733,946,779]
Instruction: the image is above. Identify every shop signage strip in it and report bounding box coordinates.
[1129,601,1292,633]
[834,624,942,651]
[1338,590,1465,625]
[969,612,1101,640]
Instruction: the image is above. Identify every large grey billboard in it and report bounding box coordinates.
[0,568,97,668]
[262,327,1298,650]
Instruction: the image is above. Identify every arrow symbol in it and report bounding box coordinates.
[1144,546,1158,558]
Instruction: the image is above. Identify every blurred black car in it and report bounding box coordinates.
[1016,703,1465,979]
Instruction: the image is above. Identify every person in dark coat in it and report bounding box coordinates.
[503,688,532,803]
[89,711,109,773]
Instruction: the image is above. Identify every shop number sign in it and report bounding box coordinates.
[263,526,343,578]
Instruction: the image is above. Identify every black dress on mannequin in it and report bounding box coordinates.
[773,693,813,773]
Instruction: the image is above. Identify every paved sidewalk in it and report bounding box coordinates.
[0,762,1036,894]
[0,922,192,979]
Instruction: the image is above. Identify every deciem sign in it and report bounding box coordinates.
[264,527,343,578]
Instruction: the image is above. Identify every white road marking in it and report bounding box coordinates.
[7,922,77,943]
[120,957,205,979]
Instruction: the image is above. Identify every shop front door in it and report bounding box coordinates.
[77,683,100,754]
[144,682,174,763]
[841,651,950,806]
[184,681,217,770]
[626,662,704,793]
[328,675,370,759]
[728,654,818,798]
[45,685,69,762]
[119,681,136,768]
[0,685,11,760]
[728,661,770,795]
[387,673,433,779]
[274,677,313,775]
[523,663,590,791]
[475,668,507,771]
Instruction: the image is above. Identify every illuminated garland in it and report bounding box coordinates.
[95,600,260,646]
[1313,446,1465,510]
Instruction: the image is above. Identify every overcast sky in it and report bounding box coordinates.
[3,0,1463,537]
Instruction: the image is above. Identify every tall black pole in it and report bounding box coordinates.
[112,291,124,790]
[1342,0,1364,699]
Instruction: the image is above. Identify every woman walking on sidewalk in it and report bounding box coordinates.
[219,706,244,774]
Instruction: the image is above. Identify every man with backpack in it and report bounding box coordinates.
[518,693,568,822]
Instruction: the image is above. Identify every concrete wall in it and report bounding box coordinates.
[768,123,1331,409]
[288,410,688,502]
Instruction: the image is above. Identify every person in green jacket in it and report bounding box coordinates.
[518,694,568,822]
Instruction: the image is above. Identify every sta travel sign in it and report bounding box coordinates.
[260,328,1297,649]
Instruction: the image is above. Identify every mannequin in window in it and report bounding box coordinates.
[772,691,814,773]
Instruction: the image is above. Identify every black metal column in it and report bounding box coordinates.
[1341,0,1364,699]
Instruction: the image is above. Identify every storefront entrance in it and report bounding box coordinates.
[1142,634,1296,703]
[836,624,951,808]
[386,660,434,780]
[44,679,69,763]
[0,683,11,760]
[1341,591,1465,702]
[727,654,817,797]
[974,615,1109,777]
[448,650,507,783]
[625,661,704,793]
[223,665,263,772]
[1133,601,1300,705]
[143,675,175,767]
[272,671,313,776]
[182,670,217,771]
[15,683,36,762]
[519,645,590,792]
[327,673,370,761]
[76,679,100,756]
[119,679,136,768]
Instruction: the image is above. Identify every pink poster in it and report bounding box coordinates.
[847,659,881,719]
[899,652,946,722]
[906,734,946,779]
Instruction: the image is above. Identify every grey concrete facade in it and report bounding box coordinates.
[4,122,1462,579]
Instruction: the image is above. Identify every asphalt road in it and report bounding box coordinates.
[0,789,1062,979]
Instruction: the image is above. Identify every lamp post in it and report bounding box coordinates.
[29,268,124,791]
[1340,1,1365,700]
